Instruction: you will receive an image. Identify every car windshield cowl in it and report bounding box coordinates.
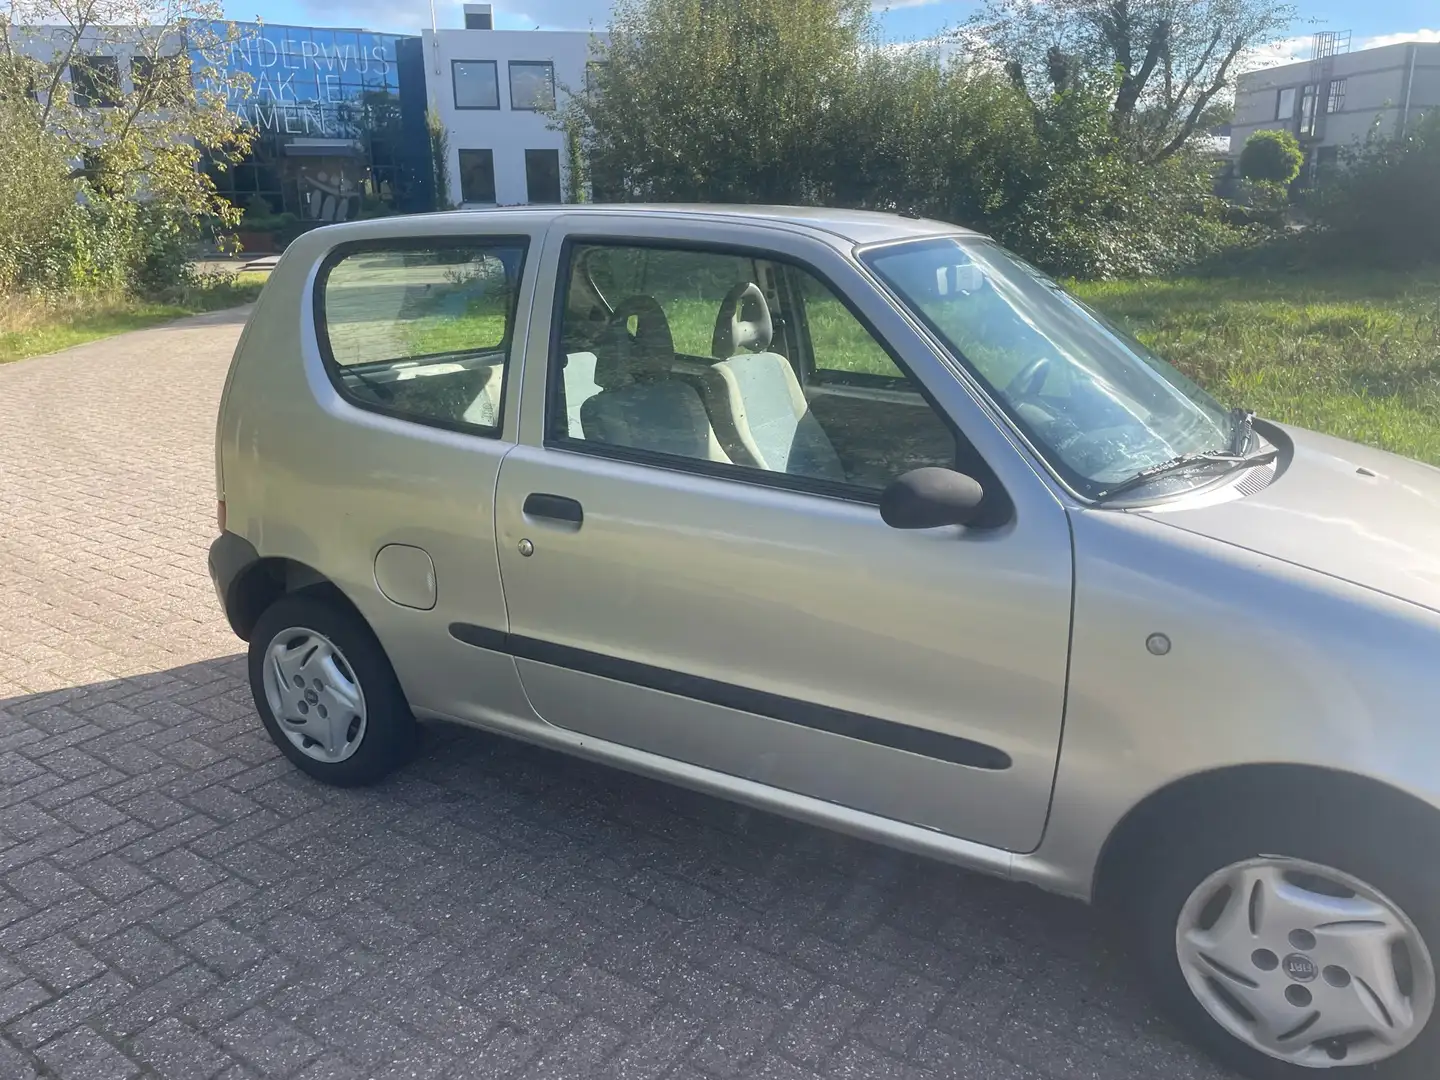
[861,237,1236,502]
[1093,445,1280,502]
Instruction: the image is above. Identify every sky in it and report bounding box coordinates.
[226,0,1439,65]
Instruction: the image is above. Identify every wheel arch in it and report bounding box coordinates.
[228,557,366,642]
[1092,764,1440,911]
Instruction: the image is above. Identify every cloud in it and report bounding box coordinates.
[1360,29,1440,50]
[1237,32,1312,72]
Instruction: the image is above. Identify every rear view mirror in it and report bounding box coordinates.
[879,468,986,529]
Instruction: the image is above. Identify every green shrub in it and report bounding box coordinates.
[1310,111,1440,268]
[1239,129,1304,186]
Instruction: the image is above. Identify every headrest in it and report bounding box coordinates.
[593,295,676,389]
[712,282,773,358]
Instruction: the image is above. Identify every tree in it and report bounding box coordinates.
[1238,128,1302,184]
[966,0,1295,162]
[425,106,452,211]
[561,0,1237,278]
[557,0,872,203]
[0,1,253,290]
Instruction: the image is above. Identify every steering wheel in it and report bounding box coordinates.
[711,282,774,358]
[1003,356,1051,401]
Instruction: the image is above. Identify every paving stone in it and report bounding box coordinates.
[132,1017,236,1080]
[35,1028,140,1080]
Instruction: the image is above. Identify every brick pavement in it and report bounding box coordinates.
[0,312,1236,1079]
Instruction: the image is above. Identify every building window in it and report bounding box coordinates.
[1326,78,1347,114]
[453,60,499,110]
[508,61,554,111]
[131,54,189,108]
[459,149,496,204]
[525,148,561,203]
[1275,87,1297,121]
[585,60,608,96]
[71,55,120,108]
[1299,84,1319,137]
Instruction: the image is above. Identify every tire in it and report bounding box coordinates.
[248,591,416,787]
[1130,811,1440,1080]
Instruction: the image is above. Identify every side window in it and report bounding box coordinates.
[550,242,962,496]
[319,242,525,435]
[796,271,905,385]
[561,245,764,359]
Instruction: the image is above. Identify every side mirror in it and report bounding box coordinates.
[879,468,986,530]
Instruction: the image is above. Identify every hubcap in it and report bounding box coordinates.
[261,627,367,764]
[1176,856,1435,1067]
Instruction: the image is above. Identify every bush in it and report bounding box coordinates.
[1309,111,1440,268]
[1238,129,1304,186]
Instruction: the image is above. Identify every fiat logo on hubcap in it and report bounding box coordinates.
[1283,953,1318,982]
[304,689,319,705]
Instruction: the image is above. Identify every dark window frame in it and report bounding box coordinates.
[457,148,497,204]
[507,60,555,111]
[71,55,121,108]
[451,59,500,111]
[131,53,189,108]
[544,235,991,508]
[1326,77,1347,114]
[584,60,608,96]
[312,235,530,440]
[524,148,562,204]
[1298,83,1319,137]
[1275,86,1297,121]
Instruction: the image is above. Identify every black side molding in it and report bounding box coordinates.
[448,623,1011,771]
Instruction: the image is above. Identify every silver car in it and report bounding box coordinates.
[210,206,1440,1079]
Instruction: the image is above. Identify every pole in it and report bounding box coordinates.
[1399,43,1418,138]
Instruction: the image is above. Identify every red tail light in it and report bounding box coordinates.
[217,500,227,533]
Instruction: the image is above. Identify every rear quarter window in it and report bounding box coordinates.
[317,241,527,435]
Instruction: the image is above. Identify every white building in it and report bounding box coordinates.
[422,4,601,208]
[1231,36,1440,171]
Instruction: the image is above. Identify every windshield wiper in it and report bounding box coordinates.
[1230,408,1256,455]
[1095,445,1279,501]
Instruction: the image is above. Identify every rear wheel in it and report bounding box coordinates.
[248,593,415,786]
[1134,820,1438,1079]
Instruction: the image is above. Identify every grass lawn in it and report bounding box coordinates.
[1074,269,1440,467]
[0,273,269,365]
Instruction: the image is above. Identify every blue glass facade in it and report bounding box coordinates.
[204,23,431,220]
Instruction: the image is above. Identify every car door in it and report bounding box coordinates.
[486,214,1073,854]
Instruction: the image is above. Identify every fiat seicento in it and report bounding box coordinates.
[210,206,1440,1079]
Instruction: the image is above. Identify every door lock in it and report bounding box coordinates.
[518,538,535,557]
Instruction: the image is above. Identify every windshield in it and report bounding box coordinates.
[861,236,1234,499]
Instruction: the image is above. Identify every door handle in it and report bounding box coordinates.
[523,492,583,525]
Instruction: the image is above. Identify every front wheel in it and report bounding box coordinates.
[1137,825,1438,1079]
[248,592,415,786]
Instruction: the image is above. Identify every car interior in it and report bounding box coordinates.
[555,247,997,499]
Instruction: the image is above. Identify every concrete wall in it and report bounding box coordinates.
[1231,42,1440,154]
[420,28,598,207]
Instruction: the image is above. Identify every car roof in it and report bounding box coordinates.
[365,204,977,246]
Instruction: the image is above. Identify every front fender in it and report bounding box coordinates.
[1031,507,1440,897]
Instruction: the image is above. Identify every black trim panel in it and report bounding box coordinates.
[208,531,261,641]
[448,622,1012,771]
